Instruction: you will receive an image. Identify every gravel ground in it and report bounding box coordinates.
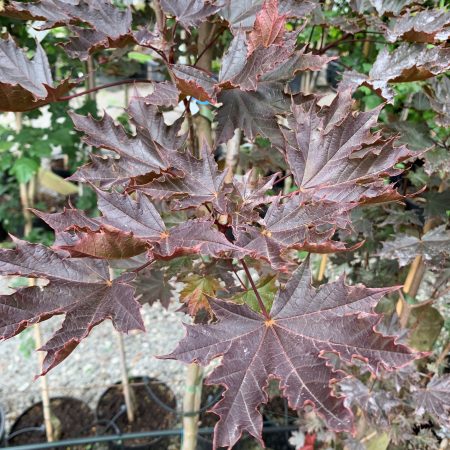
[0,302,187,432]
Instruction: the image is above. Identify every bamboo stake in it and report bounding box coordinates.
[116,331,136,423]
[399,194,444,322]
[34,324,56,442]
[181,23,218,449]
[317,255,328,282]
[223,129,241,185]
[15,112,56,440]
[15,113,33,236]
[109,268,136,423]
[182,363,203,450]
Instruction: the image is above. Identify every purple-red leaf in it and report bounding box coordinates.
[386,9,450,44]
[219,31,296,91]
[160,0,222,28]
[414,375,450,426]
[0,241,144,375]
[0,38,79,112]
[248,0,287,54]
[137,143,230,212]
[69,111,168,185]
[284,90,413,203]
[142,81,180,107]
[235,196,355,270]
[171,64,217,103]
[134,266,174,309]
[215,81,291,147]
[38,190,245,260]
[163,258,416,449]
[69,95,185,187]
[379,225,450,267]
[220,0,316,31]
[2,0,141,60]
[340,44,450,102]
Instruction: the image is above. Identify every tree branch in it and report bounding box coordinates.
[57,79,154,102]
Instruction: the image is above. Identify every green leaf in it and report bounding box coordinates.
[180,274,220,316]
[408,304,444,351]
[233,275,277,313]
[128,51,153,63]
[365,432,390,450]
[10,157,39,183]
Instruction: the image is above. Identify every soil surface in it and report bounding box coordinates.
[8,397,95,446]
[0,303,186,431]
[97,376,176,448]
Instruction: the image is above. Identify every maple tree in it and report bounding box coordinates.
[0,0,449,449]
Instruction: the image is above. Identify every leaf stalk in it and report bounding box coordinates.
[241,260,271,320]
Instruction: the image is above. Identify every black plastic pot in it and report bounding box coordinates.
[96,376,177,450]
[261,397,296,450]
[7,396,95,447]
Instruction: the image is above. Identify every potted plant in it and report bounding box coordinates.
[0,1,449,450]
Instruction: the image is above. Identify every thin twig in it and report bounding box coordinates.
[232,268,248,290]
[319,33,351,53]
[193,28,223,67]
[131,259,154,273]
[241,260,271,320]
[58,79,154,102]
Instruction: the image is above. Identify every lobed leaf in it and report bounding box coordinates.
[0,38,79,112]
[160,0,222,28]
[386,9,450,44]
[340,44,450,102]
[414,375,450,426]
[379,225,450,267]
[283,90,413,203]
[163,258,416,448]
[0,241,144,375]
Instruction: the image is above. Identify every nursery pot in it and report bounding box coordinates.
[7,396,95,447]
[197,385,256,450]
[96,376,177,450]
[198,392,296,450]
[261,397,297,450]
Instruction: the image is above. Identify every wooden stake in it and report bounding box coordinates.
[317,254,328,282]
[34,324,56,442]
[110,268,135,423]
[15,113,33,236]
[224,129,241,185]
[116,331,136,423]
[182,363,203,450]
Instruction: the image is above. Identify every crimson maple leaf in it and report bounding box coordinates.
[283,90,413,204]
[36,190,245,260]
[414,375,450,426]
[340,44,450,102]
[1,0,153,60]
[171,64,218,103]
[160,0,222,28]
[215,81,291,147]
[163,258,416,449]
[220,0,317,31]
[248,0,287,54]
[234,195,357,270]
[137,142,230,212]
[0,240,144,375]
[386,9,450,44]
[69,95,184,187]
[0,37,79,112]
